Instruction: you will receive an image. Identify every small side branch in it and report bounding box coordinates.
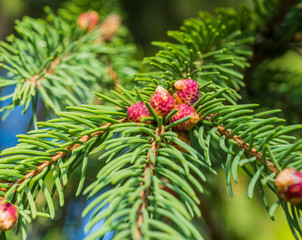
[25,14,122,92]
[217,126,279,174]
[0,118,126,193]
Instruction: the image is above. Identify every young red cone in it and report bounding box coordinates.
[173,79,200,105]
[150,86,175,117]
[0,199,18,231]
[127,102,151,123]
[100,14,121,42]
[170,104,200,131]
[77,11,99,31]
[275,168,302,204]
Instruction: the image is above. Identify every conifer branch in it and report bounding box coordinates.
[0,9,137,121]
[216,125,279,174]
[0,118,127,193]
[24,13,121,90]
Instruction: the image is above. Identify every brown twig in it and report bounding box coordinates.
[135,127,164,238]
[0,118,126,193]
[217,125,278,174]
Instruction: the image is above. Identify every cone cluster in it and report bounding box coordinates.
[127,79,200,131]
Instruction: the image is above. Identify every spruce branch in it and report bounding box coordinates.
[1,81,302,239]
[0,118,126,194]
[0,91,131,238]
[23,11,121,90]
[216,125,279,174]
[194,91,302,175]
[0,7,138,123]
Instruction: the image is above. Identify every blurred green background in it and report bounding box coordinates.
[0,0,297,239]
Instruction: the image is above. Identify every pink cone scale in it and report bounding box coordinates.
[127,102,151,123]
[173,79,200,105]
[170,104,200,131]
[150,86,175,117]
[275,168,302,204]
[77,11,99,31]
[0,199,18,231]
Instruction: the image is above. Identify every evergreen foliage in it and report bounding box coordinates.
[0,3,138,124]
[0,0,302,239]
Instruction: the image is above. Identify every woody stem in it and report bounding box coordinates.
[135,127,164,238]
